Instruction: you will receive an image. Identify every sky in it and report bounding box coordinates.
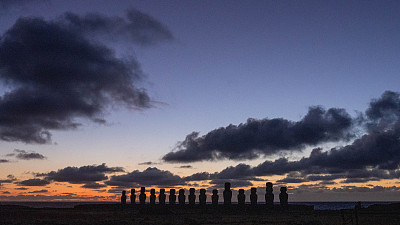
[0,0,400,202]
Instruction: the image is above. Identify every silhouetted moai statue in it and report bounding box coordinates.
[169,189,176,205]
[279,187,288,206]
[265,182,274,206]
[150,189,156,205]
[139,187,146,205]
[250,188,257,205]
[188,188,196,205]
[223,182,232,205]
[130,189,136,204]
[237,189,245,206]
[178,189,186,205]
[212,189,219,205]
[159,189,166,205]
[199,189,207,205]
[121,190,127,205]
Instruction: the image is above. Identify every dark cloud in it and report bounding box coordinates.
[0,9,172,144]
[81,182,107,189]
[28,189,48,193]
[17,178,50,186]
[163,107,353,162]
[106,167,185,188]
[2,191,10,194]
[12,149,46,160]
[37,163,123,184]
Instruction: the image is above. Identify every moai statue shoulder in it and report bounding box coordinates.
[169,189,176,205]
[279,187,288,206]
[265,182,274,206]
[189,188,196,205]
[237,189,245,205]
[150,189,156,205]
[130,189,136,204]
[199,189,207,205]
[212,189,219,205]
[223,182,232,205]
[139,187,146,205]
[121,190,127,205]
[178,189,186,205]
[250,188,257,205]
[159,189,166,205]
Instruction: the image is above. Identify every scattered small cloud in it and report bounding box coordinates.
[138,161,159,165]
[15,187,28,190]
[9,149,47,160]
[0,175,16,185]
[177,165,193,169]
[28,189,48,193]
[81,182,107,189]
[17,178,50,186]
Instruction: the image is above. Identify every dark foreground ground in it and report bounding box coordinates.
[0,203,399,225]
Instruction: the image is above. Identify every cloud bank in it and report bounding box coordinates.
[163,106,353,162]
[180,91,400,186]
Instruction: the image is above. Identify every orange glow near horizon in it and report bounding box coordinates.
[1,176,399,202]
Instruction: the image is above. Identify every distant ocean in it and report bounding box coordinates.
[0,201,397,210]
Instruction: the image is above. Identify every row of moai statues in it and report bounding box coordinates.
[121,182,288,206]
